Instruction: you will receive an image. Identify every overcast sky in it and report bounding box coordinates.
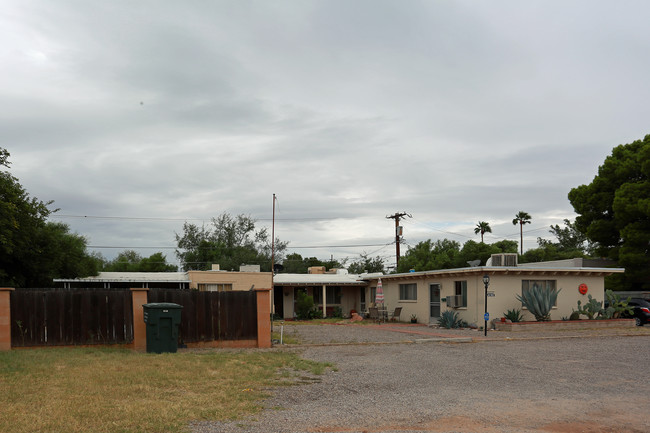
[3,1,649,269]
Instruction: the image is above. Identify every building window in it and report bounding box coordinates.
[198,283,232,292]
[521,280,558,306]
[399,283,417,301]
[453,281,467,308]
[312,287,342,305]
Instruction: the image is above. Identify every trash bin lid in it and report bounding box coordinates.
[143,302,183,309]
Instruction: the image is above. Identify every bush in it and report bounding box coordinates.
[331,306,343,318]
[516,285,561,321]
[295,291,319,320]
[503,308,523,322]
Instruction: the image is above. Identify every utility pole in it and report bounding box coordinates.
[386,212,411,268]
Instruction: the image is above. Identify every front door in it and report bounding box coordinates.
[429,283,441,321]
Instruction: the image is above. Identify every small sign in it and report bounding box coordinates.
[487,291,495,297]
[484,312,490,321]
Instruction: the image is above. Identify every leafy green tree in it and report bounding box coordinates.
[282,253,310,273]
[347,253,385,274]
[457,240,501,267]
[396,239,461,273]
[519,219,592,264]
[280,253,343,274]
[568,135,650,290]
[547,219,592,253]
[492,239,519,254]
[512,211,532,255]
[104,250,177,272]
[474,221,492,243]
[175,213,287,271]
[1,148,100,286]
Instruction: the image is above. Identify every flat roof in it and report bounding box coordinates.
[370,265,625,282]
[273,273,380,286]
[54,272,190,283]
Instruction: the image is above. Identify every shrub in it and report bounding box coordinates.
[516,285,561,321]
[438,310,466,329]
[295,291,319,320]
[331,306,343,318]
[503,308,523,322]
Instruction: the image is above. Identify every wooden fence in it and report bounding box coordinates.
[10,288,133,347]
[5,287,268,349]
[148,289,258,344]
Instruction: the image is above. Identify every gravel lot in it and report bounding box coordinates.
[191,323,650,433]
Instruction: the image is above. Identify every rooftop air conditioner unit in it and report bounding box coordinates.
[489,253,518,267]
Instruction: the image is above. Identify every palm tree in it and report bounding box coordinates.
[512,211,532,255]
[474,221,492,243]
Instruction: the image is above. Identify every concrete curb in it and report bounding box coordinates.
[414,337,473,344]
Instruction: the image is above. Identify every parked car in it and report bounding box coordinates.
[624,298,650,326]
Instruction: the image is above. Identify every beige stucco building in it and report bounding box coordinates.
[363,255,624,324]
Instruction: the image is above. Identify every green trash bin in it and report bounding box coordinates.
[142,303,183,354]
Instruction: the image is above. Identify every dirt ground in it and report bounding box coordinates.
[192,324,650,433]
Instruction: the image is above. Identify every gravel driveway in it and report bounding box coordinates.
[191,323,650,433]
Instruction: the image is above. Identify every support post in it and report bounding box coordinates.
[130,288,149,352]
[255,288,272,348]
[0,288,14,351]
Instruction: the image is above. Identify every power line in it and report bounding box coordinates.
[51,214,363,222]
[88,242,391,250]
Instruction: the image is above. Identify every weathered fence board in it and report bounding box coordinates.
[148,289,258,343]
[10,289,134,347]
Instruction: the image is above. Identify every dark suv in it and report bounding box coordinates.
[625,298,650,326]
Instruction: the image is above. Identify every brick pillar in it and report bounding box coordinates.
[0,288,14,351]
[131,288,149,352]
[255,288,272,348]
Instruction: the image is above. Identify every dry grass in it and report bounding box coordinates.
[0,348,331,433]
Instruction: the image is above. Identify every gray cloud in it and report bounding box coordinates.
[4,0,650,267]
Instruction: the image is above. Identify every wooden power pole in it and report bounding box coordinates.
[386,212,411,268]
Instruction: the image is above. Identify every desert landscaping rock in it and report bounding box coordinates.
[191,323,650,433]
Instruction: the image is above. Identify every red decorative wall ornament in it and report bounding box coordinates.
[578,283,588,295]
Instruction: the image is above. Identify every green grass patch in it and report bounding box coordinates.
[0,348,332,433]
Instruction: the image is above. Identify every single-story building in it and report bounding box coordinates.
[273,267,381,319]
[55,256,624,324]
[362,254,625,325]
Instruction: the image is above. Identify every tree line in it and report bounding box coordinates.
[2,134,649,290]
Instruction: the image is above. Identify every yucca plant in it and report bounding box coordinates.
[516,285,561,321]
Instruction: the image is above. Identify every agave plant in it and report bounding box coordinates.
[516,285,561,321]
[438,309,465,329]
[503,308,524,323]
